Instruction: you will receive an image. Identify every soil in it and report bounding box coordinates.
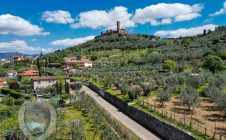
[146,96,226,136]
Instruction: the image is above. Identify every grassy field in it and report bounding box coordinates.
[48,106,102,140]
[61,107,101,140]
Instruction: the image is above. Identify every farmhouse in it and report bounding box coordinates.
[64,56,77,66]
[32,76,70,89]
[79,59,93,68]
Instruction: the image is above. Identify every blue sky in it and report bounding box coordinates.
[0,0,226,54]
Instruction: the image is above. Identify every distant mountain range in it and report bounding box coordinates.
[0,52,38,59]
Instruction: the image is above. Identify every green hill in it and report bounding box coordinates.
[34,26,226,139]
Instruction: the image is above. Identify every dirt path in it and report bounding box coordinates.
[81,85,161,140]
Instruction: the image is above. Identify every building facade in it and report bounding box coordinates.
[32,76,70,89]
[79,59,93,68]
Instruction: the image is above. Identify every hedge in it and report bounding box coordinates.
[0,88,32,99]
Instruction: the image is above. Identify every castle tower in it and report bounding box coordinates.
[117,21,120,33]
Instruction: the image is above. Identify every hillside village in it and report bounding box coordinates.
[0,21,226,140]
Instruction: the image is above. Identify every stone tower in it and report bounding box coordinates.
[117,21,120,33]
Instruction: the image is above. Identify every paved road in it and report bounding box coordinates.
[81,85,161,140]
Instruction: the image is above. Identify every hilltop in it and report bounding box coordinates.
[45,26,226,69]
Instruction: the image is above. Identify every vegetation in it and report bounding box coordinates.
[1,26,226,139]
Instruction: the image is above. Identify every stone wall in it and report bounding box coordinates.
[84,82,195,140]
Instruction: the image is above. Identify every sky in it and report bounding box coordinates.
[0,0,226,54]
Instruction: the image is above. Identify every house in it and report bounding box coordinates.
[18,69,39,77]
[11,55,24,63]
[32,76,70,89]
[63,67,76,73]
[0,77,7,88]
[0,59,10,65]
[7,70,17,77]
[64,56,77,66]
[79,59,93,68]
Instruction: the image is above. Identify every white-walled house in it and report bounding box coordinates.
[7,70,17,77]
[32,76,70,89]
[79,59,93,68]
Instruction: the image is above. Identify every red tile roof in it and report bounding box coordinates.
[0,77,7,85]
[79,59,92,63]
[18,69,39,76]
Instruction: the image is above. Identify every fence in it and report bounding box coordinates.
[138,100,226,140]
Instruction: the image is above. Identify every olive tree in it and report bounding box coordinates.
[179,86,200,111]
[140,79,155,96]
[127,86,142,101]
[205,86,222,101]
[156,88,172,106]
[216,94,226,117]
[70,120,86,140]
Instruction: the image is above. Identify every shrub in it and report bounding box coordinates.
[70,82,82,90]
[1,88,22,98]
[8,81,20,90]
[163,60,177,71]
[90,55,97,61]
[212,39,220,44]
[0,104,11,119]
[21,76,31,85]
[0,88,31,99]
[220,50,226,60]
[203,55,225,72]
[128,89,136,101]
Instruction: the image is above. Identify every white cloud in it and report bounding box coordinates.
[71,6,135,29]
[0,14,49,36]
[161,18,172,24]
[50,36,95,47]
[0,40,53,54]
[209,1,226,17]
[42,10,75,24]
[174,13,201,22]
[155,24,217,38]
[132,3,203,26]
[149,18,172,26]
